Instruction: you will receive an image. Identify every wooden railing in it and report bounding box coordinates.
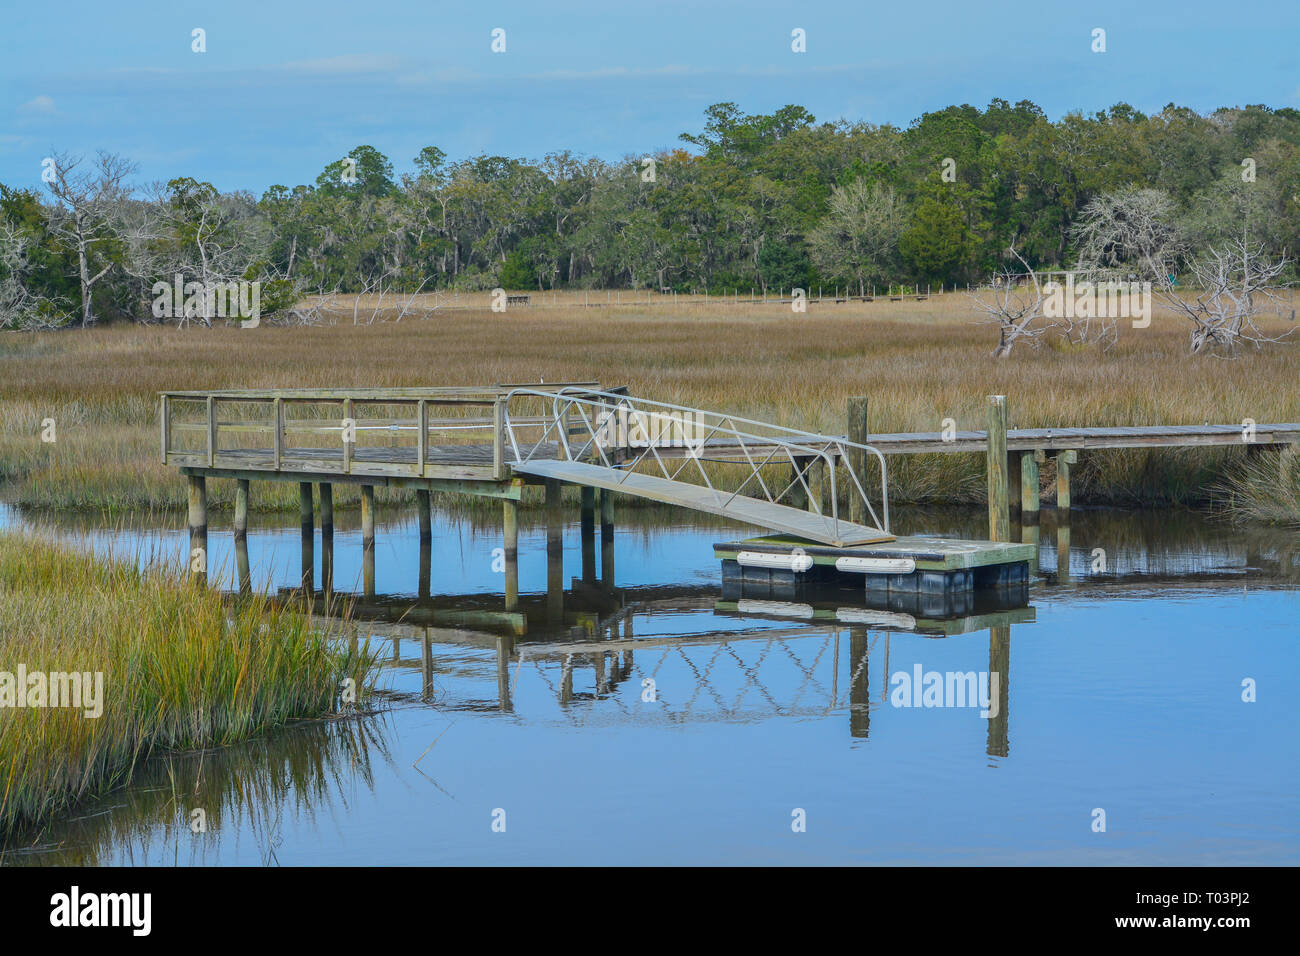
[160,383,613,481]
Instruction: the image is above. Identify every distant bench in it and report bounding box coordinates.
[506,294,530,306]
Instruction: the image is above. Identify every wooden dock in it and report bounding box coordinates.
[161,385,1298,612]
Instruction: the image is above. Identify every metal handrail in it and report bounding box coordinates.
[502,388,890,536]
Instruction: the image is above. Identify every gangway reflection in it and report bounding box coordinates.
[285,574,1033,757]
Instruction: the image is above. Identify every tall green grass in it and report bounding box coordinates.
[1214,446,1300,527]
[0,532,376,839]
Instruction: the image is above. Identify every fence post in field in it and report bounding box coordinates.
[986,395,1010,542]
[847,396,869,524]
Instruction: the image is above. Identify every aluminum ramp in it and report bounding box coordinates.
[512,459,894,547]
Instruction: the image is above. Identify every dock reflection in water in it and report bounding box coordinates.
[4,502,1298,865]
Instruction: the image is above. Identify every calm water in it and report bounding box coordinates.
[2,501,1297,865]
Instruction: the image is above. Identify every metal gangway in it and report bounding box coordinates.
[503,388,892,547]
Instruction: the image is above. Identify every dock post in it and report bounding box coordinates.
[546,479,564,624]
[600,488,615,588]
[1021,520,1040,575]
[496,634,514,712]
[1007,452,1022,518]
[1056,520,1071,583]
[849,629,870,739]
[1020,450,1042,520]
[806,458,823,514]
[234,478,249,536]
[321,521,334,600]
[235,533,251,595]
[580,485,597,585]
[318,483,333,596]
[1055,450,1077,514]
[986,625,1011,758]
[986,396,1010,542]
[847,397,869,524]
[416,488,432,543]
[318,483,333,534]
[299,482,314,592]
[187,474,207,583]
[420,634,433,699]
[360,485,375,543]
[361,485,375,598]
[418,534,431,600]
[789,457,810,510]
[503,498,519,611]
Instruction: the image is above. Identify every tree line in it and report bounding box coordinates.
[2,98,1299,329]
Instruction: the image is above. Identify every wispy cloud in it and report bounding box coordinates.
[281,54,404,75]
[18,95,57,114]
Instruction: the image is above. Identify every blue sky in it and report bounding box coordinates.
[3,0,1298,193]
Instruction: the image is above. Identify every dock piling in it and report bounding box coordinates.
[503,499,519,611]
[986,625,1011,758]
[806,458,824,514]
[318,482,333,534]
[986,396,1010,542]
[418,535,431,599]
[416,488,431,543]
[187,474,207,582]
[789,457,810,510]
[360,485,375,544]
[600,488,615,588]
[580,485,597,585]
[546,479,564,623]
[299,482,314,592]
[1007,452,1022,517]
[234,478,249,537]
[1020,451,1043,520]
[361,484,375,598]
[1056,520,1071,583]
[1055,450,1077,513]
[847,397,869,524]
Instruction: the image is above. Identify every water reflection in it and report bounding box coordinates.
[5,716,395,866]
[284,569,1032,762]
[3,500,1297,865]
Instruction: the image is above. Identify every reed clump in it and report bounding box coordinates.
[0,532,375,839]
[1214,445,1300,527]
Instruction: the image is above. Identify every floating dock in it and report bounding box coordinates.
[715,533,1033,617]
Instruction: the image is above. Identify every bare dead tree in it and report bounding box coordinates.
[1053,269,1121,351]
[43,151,137,326]
[1072,186,1293,353]
[969,247,1048,357]
[1071,187,1186,281]
[119,181,271,327]
[1160,237,1294,353]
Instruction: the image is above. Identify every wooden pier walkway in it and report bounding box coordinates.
[161,385,1299,606]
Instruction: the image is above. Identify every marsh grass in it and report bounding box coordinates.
[1214,445,1300,527]
[1,296,1296,512]
[0,531,377,839]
